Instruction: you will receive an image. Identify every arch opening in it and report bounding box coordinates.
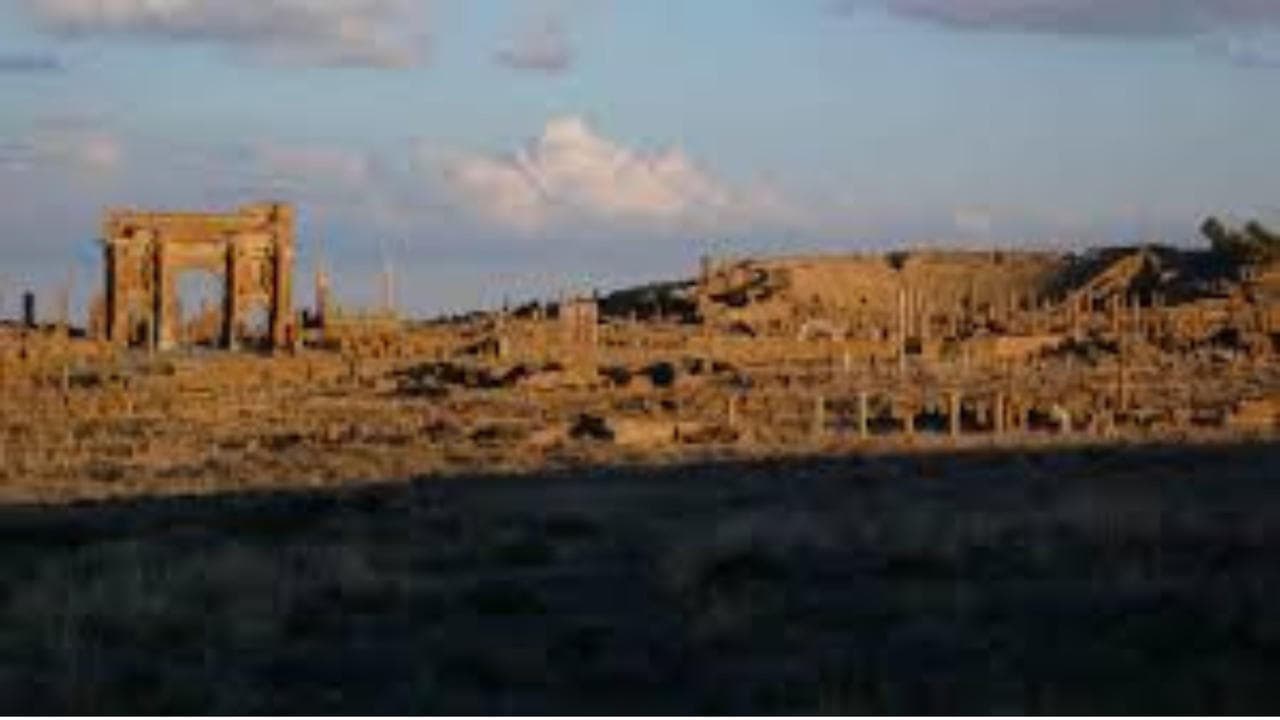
[175,269,225,349]
[238,300,272,350]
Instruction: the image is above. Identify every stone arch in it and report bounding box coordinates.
[101,203,294,351]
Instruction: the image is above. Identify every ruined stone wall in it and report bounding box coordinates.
[699,250,1064,334]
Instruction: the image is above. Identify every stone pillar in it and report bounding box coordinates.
[812,394,826,440]
[949,391,962,439]
[1117,359,1129,412]
[272,240,294,350]
[858,391,870,440]
[727,395,739,430]
[912,289,922,338]
[223,243,240,350]
[994,393,1006,436]
[21,291,35,329]
[1116,330,1130,412]
[103,241,120,344]
[897,286,908,377]
[153,240,172,351]
[901,399,915,437]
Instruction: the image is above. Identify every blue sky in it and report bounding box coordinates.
[1,0,1279,315]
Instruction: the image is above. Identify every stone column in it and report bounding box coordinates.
[223,242,240,350]
[949,390,962,439]
[858,391,870,440]
[1128,295,1139,343]
[901,399,915,437]
[1117,356,1129,412]
[103,241,122,345]
[912,289,923,338]
[1117,320,1131,413]
[812,394,826,440]
[153,239,172,352]
[994,392,1006,436]
[897,286,908,377]
[272,240,294,350]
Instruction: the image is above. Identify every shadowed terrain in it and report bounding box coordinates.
[1,443,1279,713]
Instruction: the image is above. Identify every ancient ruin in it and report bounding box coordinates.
[0,207,1277,503]
[99,203,295,351]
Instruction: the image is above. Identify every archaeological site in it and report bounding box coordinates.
[0,203,1277,503]
[3,202,1280,714]
[9,4,1280,711]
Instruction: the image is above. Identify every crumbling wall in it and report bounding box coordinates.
[698,250,1063,334]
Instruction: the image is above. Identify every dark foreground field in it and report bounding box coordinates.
[1,443,1279,713]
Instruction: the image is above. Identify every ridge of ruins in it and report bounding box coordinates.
[1,203,1278,502]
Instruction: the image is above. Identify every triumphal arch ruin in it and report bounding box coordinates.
[101,202,295,351]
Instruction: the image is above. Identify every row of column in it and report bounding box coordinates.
[728,390,1028,440]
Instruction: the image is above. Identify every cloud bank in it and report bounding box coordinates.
[910,0,1272,35]
[443,116,793,234]
[839,0,1280,35]
[25,0,427,67]
[836,0,1280,67]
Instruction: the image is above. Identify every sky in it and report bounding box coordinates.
[1,0,1279,316]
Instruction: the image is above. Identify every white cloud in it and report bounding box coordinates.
[442,116,792,233]
[26,0,427,67]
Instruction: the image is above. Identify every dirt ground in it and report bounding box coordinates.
[1,441,1278,713]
